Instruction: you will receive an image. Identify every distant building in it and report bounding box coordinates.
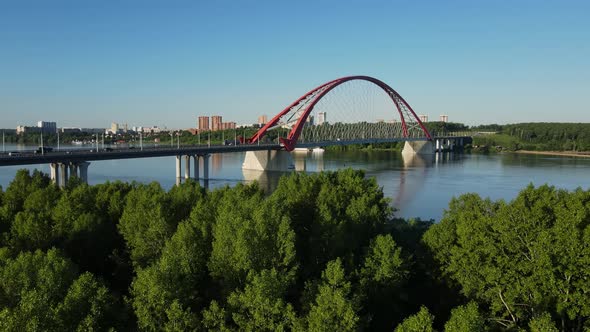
[16,125,41,134]
[419,115,428,122]
[317,112,326,125]
[198,116,210,131]
[37,121,57,133]
[258,115,268,125]
[211,116,223,131]
[81,128,105,134]
[440,115,449,123]
[111,122,120,134]
[221,122,236,130]
[61,127,82,133]
[143,126,161,134]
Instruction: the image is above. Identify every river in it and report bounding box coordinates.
[1,144,589,221]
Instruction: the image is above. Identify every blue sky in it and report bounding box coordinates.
[1,0,589,129]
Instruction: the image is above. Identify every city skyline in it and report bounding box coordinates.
[1,1,589,128]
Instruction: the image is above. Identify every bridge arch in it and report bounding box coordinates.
[248,75,432,151]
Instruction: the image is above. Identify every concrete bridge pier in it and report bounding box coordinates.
[176,154,209,186]
[59,163,69,188]
[176,156,182,186]
[69,163,79,179]
[78,162,90,183]
[50,163,59,185]
[202,154,210,190]
[401,141,435,155]
[184,155,191,180]
[193,155,200,180]
[242,150,295,171]
[202,154,210,181]
[50,161,91,188]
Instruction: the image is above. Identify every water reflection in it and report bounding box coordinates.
[403,153,434,168]
[292,152,307,171]
[242,169,285,192]
[211,154,223,172]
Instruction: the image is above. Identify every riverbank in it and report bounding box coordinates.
[514,150,590,158]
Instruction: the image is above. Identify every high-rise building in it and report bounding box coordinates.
[317,112,326,125]
[221,122,236,130]
[37,121,57,133]
[440,115,449,123]
[419,115,428,122]
[211,116,223,131]
[258,115,268,125]
[198,116,210,131]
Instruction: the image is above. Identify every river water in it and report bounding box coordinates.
[1,144,589,221]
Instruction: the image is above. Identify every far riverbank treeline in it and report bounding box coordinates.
[471,122,590,152]
[0,169,589,330]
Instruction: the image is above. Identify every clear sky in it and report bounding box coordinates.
[1,0,589,129]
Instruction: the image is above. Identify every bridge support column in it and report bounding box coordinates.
[202,154,210,180]
[59,163,68,188]
[193,155,200,180]
[175,155,182,186]
[78,162,90,184]
[184,155,191,180]
[402,141,435,155]
[50,163,59,185]
[242,150,294,171]
[435,139,441,152]
[69,163,79,179]
[202,154,210,190]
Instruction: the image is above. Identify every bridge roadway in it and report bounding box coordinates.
[0,143,282,167]
[0,136,469,188]
[0,135,469,167]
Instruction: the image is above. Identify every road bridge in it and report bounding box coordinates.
[1,75,471,187]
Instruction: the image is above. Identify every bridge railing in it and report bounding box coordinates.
[430,131,474,138]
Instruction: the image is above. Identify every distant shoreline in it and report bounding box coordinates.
[514,150,590,158]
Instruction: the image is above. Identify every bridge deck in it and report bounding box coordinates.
[0,144,281,166]
[0,135,470,167]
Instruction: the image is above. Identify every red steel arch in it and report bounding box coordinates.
[248,76,432,151]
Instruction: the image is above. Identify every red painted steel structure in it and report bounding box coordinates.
[247,76,432,151]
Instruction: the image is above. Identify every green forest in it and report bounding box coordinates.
[0,169,589,331]
[471,123,590,152]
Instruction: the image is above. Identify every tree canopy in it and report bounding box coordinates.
[0,168,589,331]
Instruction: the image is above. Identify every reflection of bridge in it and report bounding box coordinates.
[0,75,470,187]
